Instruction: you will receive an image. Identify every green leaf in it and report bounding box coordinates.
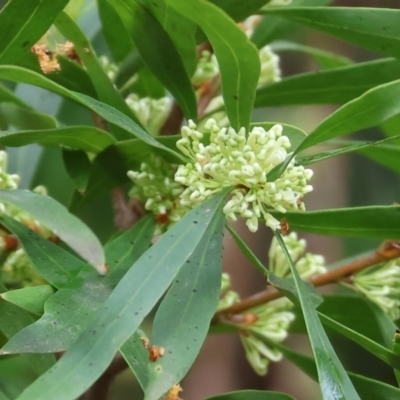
[206,390,295,400]
[2,215,155,355]
[297,136,400,166]
[274,343,400,400]
[208,0,272,22]
[358,142,400,176]
[274,232,361,400]
[16,192,227,400]
[120,329,150,390]
[0,66,180,158]
[0,286,55,375]
[392,331,400,386]
[271,40,352,70]
[0,286,55,315]
[145,208,225,400]
[251,0,332,48]
[168,0,260,130]
[62,149,91,193]
[0,190,104,270]
[319,312,400,370]
[0,104,57,130]
[270,205,400,239]
[0,83,31,110]
[298,79,400,151]
[142,0,197,76]
[0,216,84,288]
[54,11,140,140]
[261,7,400,60]
[0,126,116,153]
[255,59,400,108]
[0,0,68,64]
[97,0,134,63]
[107,0,197,121]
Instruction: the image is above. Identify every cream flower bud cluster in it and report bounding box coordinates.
[0,151,19,190]
[240,298,295,375]
[191,50,219,87]
[268,232,326,279]
[126,94,172,136]
[98,55,119,82]
[175,119,313,232]
[127,154,185,225]
[258,46,282,85]
[353,260,400,320]
[217,272,240,312]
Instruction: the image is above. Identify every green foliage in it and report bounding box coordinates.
[0,1,399,399]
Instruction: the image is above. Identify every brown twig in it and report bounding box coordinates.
[160,101,184,135]
[215,240,400,317]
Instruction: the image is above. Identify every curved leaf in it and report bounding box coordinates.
[145,209,225,400]
[0,190,104,270]
[298,79,400,151]
[0,0,68,64]
[275,232,361,400]
[2,215,156,354]
[262,7,400,60]
[270,205,400,239]
[168,0,260,130]
[207,391,295,400]
[107,0,197,120]
[0,286,55,315]
[16,192,227,400]
[0,126,116,154]
[0,66,181,157]
[255,59,400,108]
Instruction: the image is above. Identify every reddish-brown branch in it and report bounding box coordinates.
[160,101,184,135]
[215,240,400,317]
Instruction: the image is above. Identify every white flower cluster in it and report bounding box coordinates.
[258,46,281,85]
[240,298,295,375]
[126,94,172,136]
[191,50,219,87]
[0,152,19,190]
[217,273,240,312]
[175,119,313,232]
[228,233,325,375]
[269,232,326,280]
[353,260,400,320]
[98,55,119,81]
[127,154,185,227]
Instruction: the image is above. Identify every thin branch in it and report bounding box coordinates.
[215,240,400,317]
[160,101,184,135]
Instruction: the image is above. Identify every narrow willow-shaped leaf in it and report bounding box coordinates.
[0,66,181,158]
[54,11,140,139]
[0,285,55,375]
[0,0,68,64]
[168,0,260,130]
[120,329,150,390]
[107,0,197,121]
[392,331,400,387]
[298,79,400,151]
[255,59,400,108]
[297,136,400,166]
[270,205,400,239]
[0,216,84,288]
[207,391,295,400]
[145,209,225,400]
[272,40,352,70]
[1,286,55,315]
[358,143,400,176]
[319,312,400,370]
[16,192,227,400]
[0,104,57,130]
[97,0,134,63]
[274,232,361,400]
[0,126,116,153]
[209,0,272,22]
[0,83,31,109]
[262,7,400,60]
[0,191,104,270]
[2,215,155,354]
[273,342,400,400]
[62,149,91,192]
[143,0,197,76]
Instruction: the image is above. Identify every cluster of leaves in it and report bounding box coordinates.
[0,0,400,399]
